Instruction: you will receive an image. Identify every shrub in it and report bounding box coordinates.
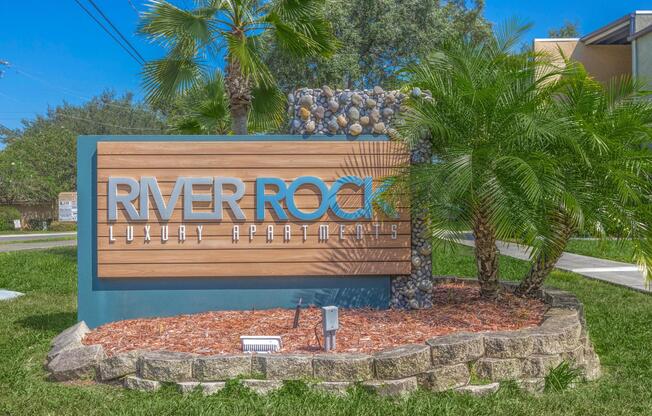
[26,218,51,231]
[48,221,77,232]
[0,206,21,231]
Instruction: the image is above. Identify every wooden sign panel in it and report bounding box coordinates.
[97,140,410,278]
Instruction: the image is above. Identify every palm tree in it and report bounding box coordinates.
[389,22,573,299]
[516,66,652,296]
[139,0,337,134]
[169,70,286,134]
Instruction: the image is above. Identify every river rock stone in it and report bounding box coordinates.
[348,106,360,120]
[427,332,484,365]
[336,115,348,128]
[359,116,370,126]
[137,351,194,382]
[373,86,384,95]
[241,379,283,395]
[47,344,106,381]
[349,123,362,136]
[299,107,311,120]
[382,107,394,118]
[328,99,339,112]
[362,377,417,397]
[313,353,374,382]
[322,85,334,98]
[350,93,362,106]
[365,98,376,108]
[327,118,339,132]
[474,358,523,381]
[255,354,312,380]
[299,95,313,108]
[313,106,325,119]
[483,331,534,358]
[193,354,251,381]
[124,375,161,392]
[455,382,500,396]
[374,344,430,379]
[369,108,381,123]
[99,350,140,381]
[417,363,470,392]
[305,120,316,133]
[372,122,385,134]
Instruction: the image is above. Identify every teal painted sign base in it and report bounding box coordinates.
[77,135,391,328]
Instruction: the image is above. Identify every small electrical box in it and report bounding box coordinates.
[322,306,339,332]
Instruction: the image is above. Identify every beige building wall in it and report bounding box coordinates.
[634,32,652,89]
[534,39,631,84]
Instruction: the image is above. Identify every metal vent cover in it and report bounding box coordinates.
[240,336,282,353]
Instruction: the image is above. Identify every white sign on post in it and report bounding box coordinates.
[58,192,78,222]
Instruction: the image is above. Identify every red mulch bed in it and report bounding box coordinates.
[84,284,547,356]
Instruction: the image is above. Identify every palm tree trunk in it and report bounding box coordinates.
[225,58,251,135]
[516,216,574,297]
[473,206,500,299]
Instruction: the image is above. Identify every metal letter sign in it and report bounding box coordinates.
[78,136,411,327]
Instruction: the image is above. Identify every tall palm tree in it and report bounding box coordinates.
[516,66,652,296]
[389,21,573,299]
[139,0,337,134]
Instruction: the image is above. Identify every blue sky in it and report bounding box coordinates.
[1,0,651,133]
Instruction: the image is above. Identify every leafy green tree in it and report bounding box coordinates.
[548,20,580,38]
[139,0,337,135]
[387,22,571,299]
[516,67,652,296]
[0,91,166,203]
[0,124,76,203]
[264,0,491,91]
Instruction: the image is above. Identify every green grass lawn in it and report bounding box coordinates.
[1,246,652,415]
[564,239,635,263]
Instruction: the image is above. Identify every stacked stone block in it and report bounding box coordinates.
[46,283,601,397]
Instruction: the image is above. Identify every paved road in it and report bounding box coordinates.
[0,239,77,253]
[0,232,76,242]
[459,236,650,293]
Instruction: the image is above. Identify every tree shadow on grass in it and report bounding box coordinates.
[17,311,76,333]
[48,247,78,263]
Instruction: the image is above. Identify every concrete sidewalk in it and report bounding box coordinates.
[0,239,77,253]
[459,237,650,293]
[0,232,76,242]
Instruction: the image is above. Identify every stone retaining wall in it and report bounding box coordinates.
[288,86,415,136]
[46,281,601,397]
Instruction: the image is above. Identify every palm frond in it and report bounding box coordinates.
[248,83,287,132]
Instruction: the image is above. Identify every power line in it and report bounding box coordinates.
[73,0,145,66]
[126,0,140,15]
[86,0,147,64]
[9,64,148,112]
[0,90,167,132]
